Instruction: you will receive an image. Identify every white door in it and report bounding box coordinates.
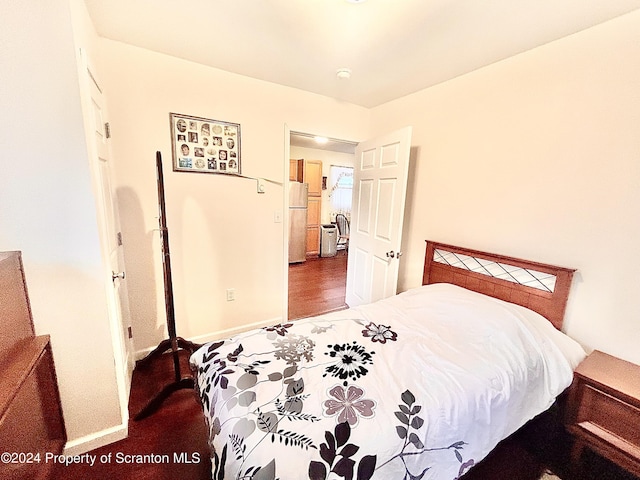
[345,127,412,307]
[79,51,135,413]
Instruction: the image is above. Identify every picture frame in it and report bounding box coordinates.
[170,112,241,175]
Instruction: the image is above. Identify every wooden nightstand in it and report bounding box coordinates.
[565,350,640,477]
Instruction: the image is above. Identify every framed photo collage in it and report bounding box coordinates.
[170,112,241,175]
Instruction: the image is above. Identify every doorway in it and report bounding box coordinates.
[288,252,348,319]
[287,131,356,319]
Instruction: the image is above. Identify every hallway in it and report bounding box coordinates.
[288,251,348,320]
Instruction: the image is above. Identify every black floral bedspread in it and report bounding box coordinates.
[191,317,473,480]
[190,285,578,480]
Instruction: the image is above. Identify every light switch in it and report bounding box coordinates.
[226,288,235,301]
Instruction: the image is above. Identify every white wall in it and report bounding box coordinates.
[0,0,123,449]
[289,145,355,224]
[97,41,370,354]
[371,10,640,365]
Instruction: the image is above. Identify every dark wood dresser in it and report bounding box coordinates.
[0,252,66,480]
[565,349,640,477]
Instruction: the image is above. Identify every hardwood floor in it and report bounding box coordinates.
[52,350,211,480]
[288,250,348,320]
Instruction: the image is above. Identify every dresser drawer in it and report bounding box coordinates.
[575,384,640,453]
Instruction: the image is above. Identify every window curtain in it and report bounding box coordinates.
[328,166,353,221]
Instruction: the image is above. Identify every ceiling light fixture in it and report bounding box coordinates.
[336,68,352,80]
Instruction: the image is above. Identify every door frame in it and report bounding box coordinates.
[283,125,359,320]
[283,125,291,318]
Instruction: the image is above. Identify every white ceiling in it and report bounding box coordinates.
[84,0,640,108]
[290,131,358,154]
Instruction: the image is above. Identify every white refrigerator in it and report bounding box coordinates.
[288,182,308,263]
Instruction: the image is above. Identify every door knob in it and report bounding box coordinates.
[112,271,126,281]
[386,251,395,258]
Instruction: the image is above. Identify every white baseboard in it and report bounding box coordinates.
[63,423,128,456]
[134,316,283,361]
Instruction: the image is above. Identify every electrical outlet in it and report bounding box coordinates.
[226,288,235,301]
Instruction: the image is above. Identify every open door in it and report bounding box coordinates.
[77,49,135,420]
[345,127,412,307]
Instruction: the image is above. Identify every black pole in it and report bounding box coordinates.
[155,152,181,381]
[133,151,201,420]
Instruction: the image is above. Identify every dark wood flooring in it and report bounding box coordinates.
[288,250,349,320]
[52,350,211,480]
[52,255,638,480]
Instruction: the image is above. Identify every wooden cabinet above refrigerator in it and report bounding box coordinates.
[289,159,323,197]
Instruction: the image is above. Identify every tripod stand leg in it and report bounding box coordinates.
[133,377,195,421]
[135,337,202,369]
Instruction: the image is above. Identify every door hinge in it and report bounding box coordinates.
[117,231,123,246]
[105,122,111,139]
[127,326,133,339]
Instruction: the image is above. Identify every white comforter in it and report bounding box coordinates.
[191,283,585,480]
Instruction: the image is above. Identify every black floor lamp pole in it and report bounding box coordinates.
[133,151,201,421]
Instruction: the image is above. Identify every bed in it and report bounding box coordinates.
[190,241,586,480]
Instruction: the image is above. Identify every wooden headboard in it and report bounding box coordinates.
[423,241,575,330]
